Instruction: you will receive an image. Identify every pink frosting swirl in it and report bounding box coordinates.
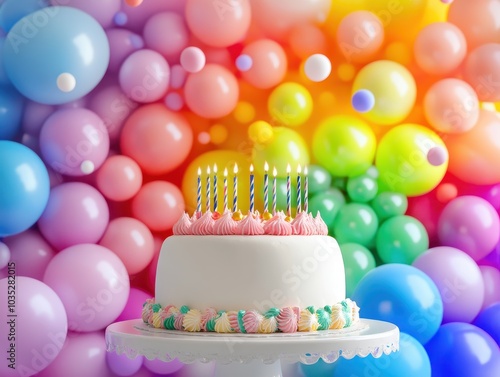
[313,212,329,235]
[277,307,299,333]
[201,308,218,331]
[172,212,192,235]
[292,212,317,235]
[213,210,237,235]
[227,311,240,333]
[264,212,293,235]
[190,211,215,235]
[243,310,263,333]
[174,312,185,331]
[235,211,264,235]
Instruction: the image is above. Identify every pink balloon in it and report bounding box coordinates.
[50,0,121,28]
[143,358,184,375]
[118,0,185,33]
[0,229,55,280]
[180,46,206,73]
[185,0,251,47]
[0,277,67,377]
[131,181,185,232]
[407,191,445,247]
[119,49,170,103]
[438,195,500,261]
[39,108,110,176]
[106,28,144,74]
[106,350,143,376]
[37,332,112,377]
[0,241,10,269]
[99,217,155,275]
[170,64,187,89]
[463,43,500,102]
[43,243,129,332]
[143,12,189,63]
[184,64,239,118]
[413,246,485,323]
[38,182,110,250]
[480,266,500,310]
[115,287,152,322]
[96,155,143,201]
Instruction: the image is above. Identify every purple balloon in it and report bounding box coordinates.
[143,358,184,375]
[438,195,500,261]
[478,240,500,269]
[479,265,500,310]
[413,246,485,323]
[38,182,109,250]
[0,241,10,269]
[21,101,55,137]
[106,28,144,74]
[0,276,68,377]
[236,54,253,71]
[351,89,375,113]
[106,351,143,376]
[43,243,129,332]
[115,287,152,322]
[49,0,121,28]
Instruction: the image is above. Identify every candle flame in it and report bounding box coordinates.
[213,164,217,173]
[297,164,302,173]
[197,167,201,175]
[250,164,254,173]
[273,167,277,176]
[207,165,211,174]
[233,163,238,174]
[224,167,228,177]
[264,161,269,171]
[304,166,308,175]
[286,163,291,174]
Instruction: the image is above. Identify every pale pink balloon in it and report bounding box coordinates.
[424,78,479,133]
[464,43,500,102]
[50,0,121,28]
[180,46,206,73]
[170,64,187,89]
[414,22,467,75]
[240,39,287,89]
[184,64,239,118]
[480,266,500,310]
[336,10,384,63]
[99,217,155,275]
[131,181,185,232]
[39,108,110,176]
[143,12,189,63]
[38,182,110,251]
[288,23,328,59]
[0,242,9,270]
[448,0,500,50]
[118,0,185,33]
[185,0,251,47]
[119,49,170,103]
[44,244,129,332]
[0,229,55,280]
[106,28,144,74]
[96,155,142,201]
[115,287,152,322]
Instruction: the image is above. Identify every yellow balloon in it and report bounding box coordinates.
[375,123,448,197]
[268,82,313,127]
[352,60,416,125]
[248,120,273,144]
[182,150,250,214]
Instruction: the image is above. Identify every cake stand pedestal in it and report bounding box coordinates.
[105,319,399,377]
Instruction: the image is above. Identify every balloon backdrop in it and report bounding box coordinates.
[1,1,500,376]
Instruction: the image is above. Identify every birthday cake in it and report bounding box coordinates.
[142,164,360,333]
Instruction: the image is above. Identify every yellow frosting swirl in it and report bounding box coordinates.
[298,308,319,332]
[329,303,347,329]
[183,309,203,332]
[152,312,163,329]
[258,316,278,334]
[214,312,234,333]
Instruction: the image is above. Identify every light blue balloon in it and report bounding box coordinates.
[3,6,109,104]
[332,333,431,377]
[0,85,24,140]
[0,140,50,237]
[0,0,49,32]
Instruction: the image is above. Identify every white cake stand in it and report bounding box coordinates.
[105,319,399,377]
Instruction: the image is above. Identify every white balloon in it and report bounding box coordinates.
[57,72,76,92]
[304,54,331,82]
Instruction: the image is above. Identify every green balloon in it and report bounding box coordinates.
[346,173,378,203]
[340,243,376,297]
[331,176,347,191]
[307,165,332,194]
[370,191,408,222]
[333,203,378,247]
[308,188,346,233]
[376,215,429,264]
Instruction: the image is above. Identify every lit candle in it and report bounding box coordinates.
[213,164,218,213]
[206,166,211,213]
[249,164,255,213]
[223,167,228,211]
[263,161,269,213]
[296,164,302,214]
[197,167,202,216]
[233,163,238,212]
[272,166,277,215]
[286,163,291,218]
[304,166,309,213]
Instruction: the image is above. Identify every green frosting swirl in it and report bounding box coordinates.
[316,308,331,330]
[341,300,352,328]
[264,307,280,319]
[323,305,332,314]
[164,315,177,330]
[306,306,315,314]
[152,303,162,313]
[237,310,247,333]
[180,305,190,314]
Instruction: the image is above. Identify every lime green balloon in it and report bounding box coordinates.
[333,203,378,247]
[312,115,377,177]
[375,123,448,196]
[352,60,417,126]
[307,165,332,195]
[253,127,309,177]
[370,191,408,222]
[268,82,313,127]
[346,173,378,203]
[308,188,346,233]
[340,243,376,297]
[376,215,429,264]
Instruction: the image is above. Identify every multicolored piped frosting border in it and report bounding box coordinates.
[142,298,360,333]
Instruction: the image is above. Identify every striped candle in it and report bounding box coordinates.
[232,163,238,212]
[249,164,255,213]
[272,166,277,215]
[197,167,202,216]
[304,166,309,213]
[213,164,218,213]
[206,166,211,213]
[223,167,228,211]
[296,164,302,214]
[286,163,291,217]
[263,161,269,213]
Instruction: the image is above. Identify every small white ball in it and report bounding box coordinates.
[57,72,76,92]
[304,54,332,82]
[80,160,95,175]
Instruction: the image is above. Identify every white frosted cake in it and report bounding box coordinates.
[142,210,360,333]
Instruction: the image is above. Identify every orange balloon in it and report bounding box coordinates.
[288,23,328,59]
[463,43,500,102]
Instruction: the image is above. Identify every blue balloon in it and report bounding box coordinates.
[0,85,24,140]
[473,303,500,347]
[0,0,49,32]
[300,359,335,377]
[352,264,443,344]
[2,6,109,104]
[425,323,500,377]
[0,140,50,237]
[352,89,375,113]
[332,333,431,377]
